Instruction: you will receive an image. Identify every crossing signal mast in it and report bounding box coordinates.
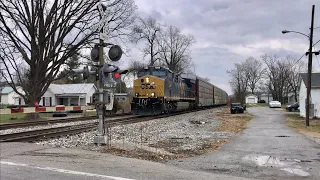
[72,2,128,146]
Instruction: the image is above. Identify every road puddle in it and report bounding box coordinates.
[243,155,310,176]
[281,168,310,176]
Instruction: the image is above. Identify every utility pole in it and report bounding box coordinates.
[306,5,315,126]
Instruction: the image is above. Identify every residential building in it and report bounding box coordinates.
[288,91,299,105]
[259,93,273,103]
[0,86,25,105]
[299,73,320,118]
[245,94,258,104]
[40,83,97,107]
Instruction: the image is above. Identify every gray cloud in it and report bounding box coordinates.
[131,0,320,94]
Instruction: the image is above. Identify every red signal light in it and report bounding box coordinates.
[114,72,120,79]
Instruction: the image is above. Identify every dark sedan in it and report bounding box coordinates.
[230,103,244,114]
[286,102,299,112]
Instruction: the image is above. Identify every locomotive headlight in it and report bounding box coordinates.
[146,77,149,83]
[150,82,155,88]
[151,92,155,97]
[135,93,139,97]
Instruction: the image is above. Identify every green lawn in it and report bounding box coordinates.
[0,111,97,124]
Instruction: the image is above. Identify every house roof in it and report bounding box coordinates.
[0,86,14,94]
[246,94,258,98]
[300,73,320,87]
[48,84,97,95]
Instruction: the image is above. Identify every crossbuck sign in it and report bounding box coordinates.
[91,3,109,40]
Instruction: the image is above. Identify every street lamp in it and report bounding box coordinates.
[281,5,315,126]
[281,30,310,39]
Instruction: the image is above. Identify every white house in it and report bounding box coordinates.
[259,93,273,103]
[299,73,320,118]
[288,91,299,105]
[0,86,26,105]
[245,94,258,104]
[39,83,97,107]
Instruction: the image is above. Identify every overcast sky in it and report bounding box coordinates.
[121,0,320,94]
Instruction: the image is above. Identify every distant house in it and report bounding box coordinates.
[40,83,97,107]
[259,93,273,103]
[245,94,258,104]
[288,91,299,105]
[0,86,25,105]
[299,73,320,118]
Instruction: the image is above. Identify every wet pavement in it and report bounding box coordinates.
[166,107,320,180]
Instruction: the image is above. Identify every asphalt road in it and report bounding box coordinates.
[166,107,320,180]
[0,143,252,180]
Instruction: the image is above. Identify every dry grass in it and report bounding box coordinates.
[287,113,320,136]
[215,108,253,133]
[194,108,254,154]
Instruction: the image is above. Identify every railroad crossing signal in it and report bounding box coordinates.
[90,43,123,62]
[112,69,128,83]
[72,65,96,80]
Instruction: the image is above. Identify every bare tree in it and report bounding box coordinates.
[204,77,210,82]
[227,63,249,104]
[261,54,291,103]
[157,25,195,73]
[243,57,266,94]
[285,56,306,102]
[0,0,137,106]
[127,59,148,78]
[131,16,161,66]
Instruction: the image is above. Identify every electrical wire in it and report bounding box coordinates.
[291,39,320,67]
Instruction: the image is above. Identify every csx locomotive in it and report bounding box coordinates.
[131,66,228,115]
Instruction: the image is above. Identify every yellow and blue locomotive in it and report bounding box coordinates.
[131,66,196,115]
[131,66,229,115]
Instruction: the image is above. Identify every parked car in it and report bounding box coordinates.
[286,102,299,112]
[230,103,244,114]
[269,101,281,108]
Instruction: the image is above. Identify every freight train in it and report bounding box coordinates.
[131,66,228,115]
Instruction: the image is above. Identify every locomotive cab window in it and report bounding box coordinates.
[137,70,150,77]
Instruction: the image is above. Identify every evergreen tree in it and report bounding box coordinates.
[57,54,83,84]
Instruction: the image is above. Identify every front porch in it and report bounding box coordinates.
[56,93,86,106]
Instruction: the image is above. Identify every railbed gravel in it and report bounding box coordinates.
[35,108,234,154]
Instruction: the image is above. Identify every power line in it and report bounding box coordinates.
[291,39,320,67]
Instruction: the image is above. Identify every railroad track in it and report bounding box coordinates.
[0,106,223,142]
[0,113,132,130]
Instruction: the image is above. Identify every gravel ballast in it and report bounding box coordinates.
[35,108,234,155]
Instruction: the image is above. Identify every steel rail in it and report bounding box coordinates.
[0,113,132,130]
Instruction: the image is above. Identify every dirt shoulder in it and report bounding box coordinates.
[287,113,320,145]
[97,107,254,162]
